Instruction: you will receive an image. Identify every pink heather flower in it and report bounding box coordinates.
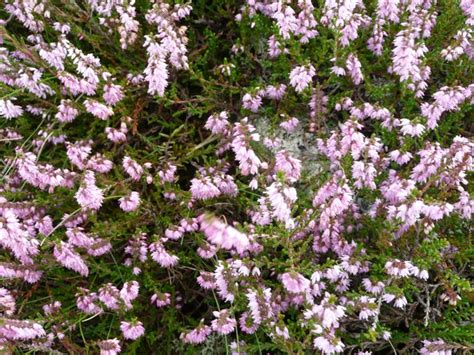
[103,84,124,106]
[211,309,236,335]
[123,156,143,181]
[305,293,346,328]
[190,177,220,200]
[289,64,315,93]
[84,99,114,120]
[393,295,408,309]
[151,292,171,308]
[0,98,23,119]
[274,150,302,182]
[265,84,287,100]
[205,111,230,134]
[279,116,299,133]
[98,339,121,355]
[56,99,78,122]
[158,163,177,183]
[164,227,184,241]
[75,171,104,210]
[120,281,139,309]
[331,64,346,76]
[352,161,377,190]
[357,296,378,320]
[197,242,218,259]
[398,119,425,137]
[143,36,169,97]
[268,35,286,57]
[313,333,345,354]
[0,209,39,264]
[385,259,413,278]
[197,271,217,289]
[181,324,212,344]
[246,288,273,325]
[362,279,385,295]
[105,123,128,143]
[0,319,46,341]
[242,93,262,112]
[377,0,400,23]
[66,140,92,170]
[389,150,413,165]
[231,119,263,176]
[119,192,141,212]
[98,284,121,310]
[420,340,452,355]
[120,320,145,340]
[87,153,113,173]
[0,288,16,316]
[266,182,297,228]
[76,288,102,314]
[281,272,310,294]
[346,54,363,85]
[54,242,89,276]
[43,301,61,316]
[199,215,250,254]
[149,240,179,267]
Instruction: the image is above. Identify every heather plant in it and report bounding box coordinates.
[0,0,473,354]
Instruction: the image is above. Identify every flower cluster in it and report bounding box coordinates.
[0,0,472,354]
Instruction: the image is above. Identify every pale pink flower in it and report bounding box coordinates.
[281,272,310,294]
[106,123,128,143]
[199,215,250,254]
[56,99,78,122]
[120,320,144,340]
[289,64,315,93]
[119,192,141,212]
[149,240,179,267]
[123,156,143,181]
[84,99,114,120]
[346,54,363,85]
[211,309,236,335]
[103,84,124,106]
[0,99,23,119]
[181,323,211,344]
[98,339,121,355]
[54,242,89,276]
[279,116,299,133]
[150,292,171,308]
[75,171,104,210]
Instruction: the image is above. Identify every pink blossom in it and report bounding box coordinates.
[54,242,89,276]
[98,339,121,355]
[56,99,78,122]
[199,215,250,254]
[281,272,310,294]
[181,324,211,344]
[279,116,299,133]
[0,99,23,119]
[119,192,141,212]
[151,292,171,308]
[346,54,363,85]
[211,309,236,335]
[75,171,104,210]
[205,111,230,135]
[84,99,114,120]
[242,93,262,112]
[123,156,143,181]
[106,123,128,143]
[103,84,124,106]
[120,320,144,340]
[149,240,179,267]
[289,64,315,93]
